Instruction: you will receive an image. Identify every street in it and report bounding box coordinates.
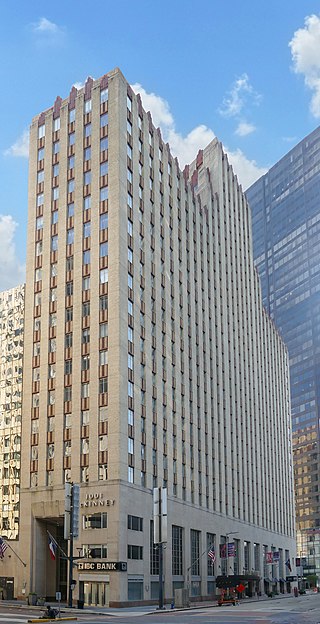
[1,594,320,623]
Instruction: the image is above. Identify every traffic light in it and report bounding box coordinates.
[72,484,80,538]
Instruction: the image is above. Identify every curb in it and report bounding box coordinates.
[28,618,77,623]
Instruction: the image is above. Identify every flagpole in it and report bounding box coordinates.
[4,542,26,568]
[47,530,68,560]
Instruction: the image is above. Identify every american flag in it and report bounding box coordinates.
[208,546,216,563]
[0,537,8,559]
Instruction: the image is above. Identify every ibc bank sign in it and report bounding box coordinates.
[78,561,127,572]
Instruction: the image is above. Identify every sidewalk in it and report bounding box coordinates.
[3,592,296,618]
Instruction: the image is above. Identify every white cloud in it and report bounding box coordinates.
[131,83,214,166]
[33,17,59,33]
[225,148,267,190]
[4,130,29,158]
[282,135,297,143]
[0,216,25,291]
[289,14,320,118]
[131,83,265,189]
[219,74,261,118]
[235,121,256,137]
[131,83,174,128]
[167,126,215,167]
[31,17,65,44]
[73,81,85,91]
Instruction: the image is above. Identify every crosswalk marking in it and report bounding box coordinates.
[0,618,27,622]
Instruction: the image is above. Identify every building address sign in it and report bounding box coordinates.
[80,492,115,508]
[78,561,127,572]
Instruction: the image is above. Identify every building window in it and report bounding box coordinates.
[99,378,108,394]
[82,301,90,317]
[128,466,134,483]
[150,520,159,574]
[100,268,108,284]
[100,213,108,230]
[69,108,75,123]
[128,409,134,426]
[81,383,90,399]
[100,242,108,257]
[83,250,91,265]
[128,545,143,560]
[172,525,183,575]
[67,203,74,218]
[64,387,72,402]
[128,437,134,455]
[68,180,75,194]
[100,113,108,127]
[51,236,58,252]
[81,355,90,371]
[37,170,45,184]
[191,530,200,576]
[99,323,108,338]
[84,99,92,113]
[100,162,108,176]
[99,351,108,366]
[38,124,45,139]
[82,328,90,344]
[69,132,75,146]
[100,295,108,311]
[100,187,108,202]
[66,282,73,297]
[99,465,108,481]
[53,117,60,132]
[36,216,43,230]
[100,88,108,103]
[83,544,108,558]
[128,515,143,531]
[84,146,91,161]
[83,196,91,210]
[82,438,89,454]
[67,229,74,245]
[83,276,90,290]
[38,147,45,161]
[83,513,107,530]
[100,137,108,151]
[99,407,108,422]
[84,123,92,137]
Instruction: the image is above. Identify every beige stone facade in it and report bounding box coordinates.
[6,68,296,605]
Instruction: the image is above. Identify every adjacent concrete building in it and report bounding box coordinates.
[8,68,296,606]
[247,126,320,580]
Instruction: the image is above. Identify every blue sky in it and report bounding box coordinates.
[1,0,320,290]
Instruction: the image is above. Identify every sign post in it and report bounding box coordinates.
[56,591,61,618]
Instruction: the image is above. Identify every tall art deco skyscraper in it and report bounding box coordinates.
[13,68,295,606]
[247,126,320,578]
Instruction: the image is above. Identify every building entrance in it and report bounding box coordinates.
[82,581,109,606]
[0,577,14,600]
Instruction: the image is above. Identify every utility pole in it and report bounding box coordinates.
[153,487,167,610]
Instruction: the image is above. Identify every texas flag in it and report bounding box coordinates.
[48,536,57,561]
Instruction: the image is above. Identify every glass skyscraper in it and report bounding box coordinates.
[247,126,320,577]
